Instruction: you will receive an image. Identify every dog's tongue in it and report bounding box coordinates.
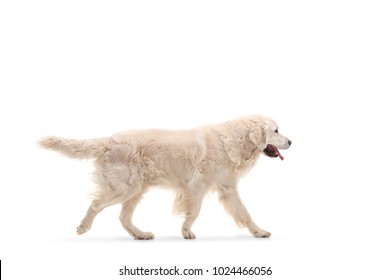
[275,148,284,161]
[270,145,284,160]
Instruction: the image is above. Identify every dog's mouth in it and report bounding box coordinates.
[263,144,284,160]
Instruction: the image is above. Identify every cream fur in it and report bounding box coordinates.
[39,115,291,239]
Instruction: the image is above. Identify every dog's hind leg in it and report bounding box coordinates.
[77,197,116,235]
[76,191,125,235]
[119,190,154,240]
[217,185,271,238]
[177,186,206,240]
[181,203,202,239]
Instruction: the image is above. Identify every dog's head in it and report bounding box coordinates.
[249,116,291,160]
[222,115,292,165]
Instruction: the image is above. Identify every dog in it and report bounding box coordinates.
[39,115,291,239]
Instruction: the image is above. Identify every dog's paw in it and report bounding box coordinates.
[253,229,271,238]
[76,224,89,235]
[182,228,196,239]
[134,232,155,240]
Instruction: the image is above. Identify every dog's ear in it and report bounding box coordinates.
[221,134,242,165]
[249,121,268,150]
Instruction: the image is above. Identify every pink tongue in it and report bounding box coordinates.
[274,147,284,161]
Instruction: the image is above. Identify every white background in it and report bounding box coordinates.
[1,0,389,279]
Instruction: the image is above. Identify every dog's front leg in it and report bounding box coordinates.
[217,185,271,238]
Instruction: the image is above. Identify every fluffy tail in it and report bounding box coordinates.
[38,136,109,159]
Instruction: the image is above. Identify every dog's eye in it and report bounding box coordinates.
[274,129,278,133]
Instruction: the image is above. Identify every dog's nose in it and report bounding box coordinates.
[288,140,292,146]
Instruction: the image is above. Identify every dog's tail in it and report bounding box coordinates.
[38,136,109,159]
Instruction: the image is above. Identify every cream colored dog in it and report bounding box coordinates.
[39,115,291,239]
